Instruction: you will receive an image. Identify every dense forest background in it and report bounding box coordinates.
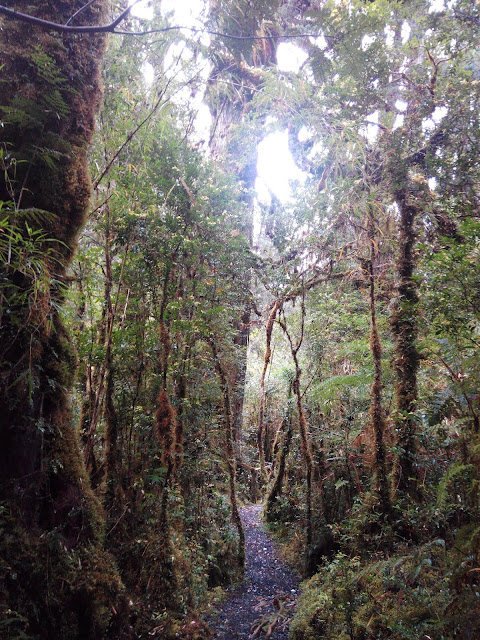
[1,0,480,638]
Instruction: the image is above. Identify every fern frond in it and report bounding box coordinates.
[437,463,475,510]
[311,368,373,403]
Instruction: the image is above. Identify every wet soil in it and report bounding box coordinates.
[210,504,300,639]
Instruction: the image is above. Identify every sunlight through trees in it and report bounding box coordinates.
[1,1,480,638]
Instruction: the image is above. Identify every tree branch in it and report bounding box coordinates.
[0,4,338,40]
[0,1,142,33]
[284,270,347,302]
[66,0,99,26]
[93,79,173,189]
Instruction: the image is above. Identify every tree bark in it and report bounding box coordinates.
[0,3,127,637]
[391,188,420,500]
[266,385,294,521]
[103,206,123,517]
[209,339,245,567]
[258,299,282,480]
[367,210,391,513]
[279,303,314,547]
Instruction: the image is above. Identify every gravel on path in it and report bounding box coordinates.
[210,504,300,640]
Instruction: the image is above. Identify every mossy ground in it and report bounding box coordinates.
[290,526,480,640]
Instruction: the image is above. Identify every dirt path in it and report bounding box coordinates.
[210,504,300,639]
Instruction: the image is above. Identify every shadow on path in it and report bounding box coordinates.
[211,504,300,639]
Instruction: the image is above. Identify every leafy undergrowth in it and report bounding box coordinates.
[290,525,480,640]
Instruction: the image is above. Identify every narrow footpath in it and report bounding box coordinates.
[211,504,300,639]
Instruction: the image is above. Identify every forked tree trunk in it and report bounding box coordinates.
[0,3,127,638]
[279,303,314,547]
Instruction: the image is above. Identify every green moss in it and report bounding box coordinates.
[290,538,480,640]
[0,3,127,637]
[0,505,125,640]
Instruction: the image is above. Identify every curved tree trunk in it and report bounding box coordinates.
[0,3,127,637]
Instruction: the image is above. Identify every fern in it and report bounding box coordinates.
[0,45,72,201]
[0,205,66,329]
[427,387,457,426]
[437,463,475,510]
[310,368,373,403]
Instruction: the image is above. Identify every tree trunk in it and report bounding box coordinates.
[266,385,294,521]
[103,207,123,518]
[258,300,282,481]
[367,211,391,513]
[0,3,127,637]
[391,188,420,500]
[279,305,314,547]
[206,32,271,462]
[231,307,251,451]
[209,339,245,567]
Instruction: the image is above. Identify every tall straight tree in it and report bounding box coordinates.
[0,3,126,638]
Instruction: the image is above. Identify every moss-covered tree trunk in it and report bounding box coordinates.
[266,384,293,522]
[391,186,420,500]
[209,339,245,567]
[0,3,126,638]
[279,303,314,548]
[367,210,391,513]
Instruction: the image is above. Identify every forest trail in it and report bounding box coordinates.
[210,504,300,639]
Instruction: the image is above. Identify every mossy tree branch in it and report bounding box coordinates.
[278,293,315,547]
[0,4,340,39]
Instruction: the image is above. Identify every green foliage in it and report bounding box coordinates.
[291,537,480,640]
[311,370,373,405]
[0,205,65,329]
[421,219,480,342]
[437,463,477,512]
[3,0,480,636]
